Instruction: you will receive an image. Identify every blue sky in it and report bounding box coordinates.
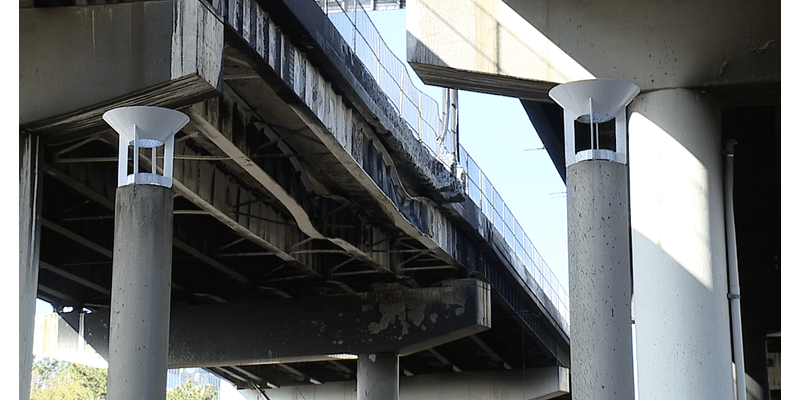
[367,10,569,290]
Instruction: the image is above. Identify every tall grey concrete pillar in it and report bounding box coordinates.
[107,184,173,400]
[20,132,43,400]
[550,79,640,400]
[103,106,189,400]
[628,88,733,399]
[357,352,399,400]
[567,160,634,399]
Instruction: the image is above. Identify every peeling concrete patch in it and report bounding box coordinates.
[429,313,438,324]
[407,300,426,326]
[750,39,777,54]
[368,301,405,335]
[455,307,465,316]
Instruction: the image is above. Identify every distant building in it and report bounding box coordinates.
[167,367,222,398]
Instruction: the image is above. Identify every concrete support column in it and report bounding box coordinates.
[20,132,43,400]
[567,160,635,400]
[107,184,173,400]
[629,88,733,399]
[357,352,399,400]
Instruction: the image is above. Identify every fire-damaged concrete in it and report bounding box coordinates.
[170,279,490,367]
[42,280,490,368]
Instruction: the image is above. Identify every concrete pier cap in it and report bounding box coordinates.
[549,79,640,166]
[103,106,190,188]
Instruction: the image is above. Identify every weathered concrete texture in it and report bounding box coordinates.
[108,185,174,400]
[59,280,489,368]
[20,0,222,136]
[566,160,634,400]
[20,132,43,400]
[629,89,733,399]
[241,367,569,400]
[357,352,399,400]
[215,0,464,203]
[407,0,779,97]
[167,279,490,367]
[207,0,466,275]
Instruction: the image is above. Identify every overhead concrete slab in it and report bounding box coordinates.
[407,0,779,98]
[20,0,223,136]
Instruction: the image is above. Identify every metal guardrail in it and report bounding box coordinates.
[316,0,569,334]
[460,146,569,334]
[319,0,455,167]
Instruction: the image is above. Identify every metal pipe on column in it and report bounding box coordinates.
[724,139,747,400]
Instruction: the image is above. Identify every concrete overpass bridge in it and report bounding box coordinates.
[20,0,571,398]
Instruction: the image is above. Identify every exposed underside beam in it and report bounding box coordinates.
[64,279,490,368]
[243,366,570,400]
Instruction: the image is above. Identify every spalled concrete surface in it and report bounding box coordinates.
[52,279,490,368]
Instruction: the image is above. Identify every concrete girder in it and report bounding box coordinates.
[183,107,396,276]
[166,279,490,367]
[36,279,490,369]
[240,367,569,400]
[43,128,325,279]
[41,159,286,286]
[41,218,113,259]
[207,0,464,271]
[40,261,111,297]
[20,0,222,139]
[407,0,779,98]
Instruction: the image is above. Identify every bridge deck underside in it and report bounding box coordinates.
[26,0,569,391]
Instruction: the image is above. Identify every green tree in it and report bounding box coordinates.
[31,357,107,400]
[166,379,217,400]
[32,357,217,400]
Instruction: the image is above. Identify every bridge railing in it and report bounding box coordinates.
[319,0,455,167]
[316,0,569,334]
[460,147,570,334]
